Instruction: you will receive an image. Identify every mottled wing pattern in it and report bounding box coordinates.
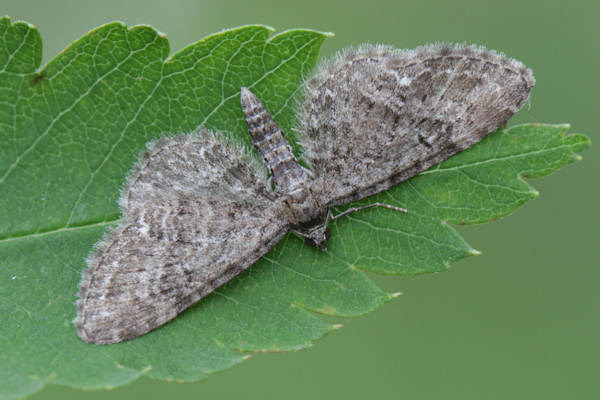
[75,130,289,344]
[298,44,535,206]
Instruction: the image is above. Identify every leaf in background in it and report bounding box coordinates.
[0,17,590,399]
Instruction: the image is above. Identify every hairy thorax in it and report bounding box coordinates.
[282,184,330,249]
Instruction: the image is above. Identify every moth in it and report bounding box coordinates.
[75,43,535,344]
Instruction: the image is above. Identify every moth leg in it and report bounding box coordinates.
[331,202,407,220]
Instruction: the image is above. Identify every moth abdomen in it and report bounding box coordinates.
[240,87,310,194]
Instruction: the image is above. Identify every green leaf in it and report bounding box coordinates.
[0,16,590,399]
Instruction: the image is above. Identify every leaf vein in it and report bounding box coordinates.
[418,142,569,175]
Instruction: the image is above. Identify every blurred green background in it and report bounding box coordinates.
[3,0,598,399]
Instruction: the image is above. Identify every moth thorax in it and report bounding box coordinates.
[286,187,330,250]
[283,186,324,226]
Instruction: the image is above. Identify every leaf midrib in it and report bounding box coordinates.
[0,220,115,243]
[1,129,572,243]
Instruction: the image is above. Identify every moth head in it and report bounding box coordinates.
[295,222,331,251]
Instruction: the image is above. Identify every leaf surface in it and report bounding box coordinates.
[0,17,590,399]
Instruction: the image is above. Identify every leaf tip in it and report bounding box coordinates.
[390,291,403,299]
[469,249,482,256]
